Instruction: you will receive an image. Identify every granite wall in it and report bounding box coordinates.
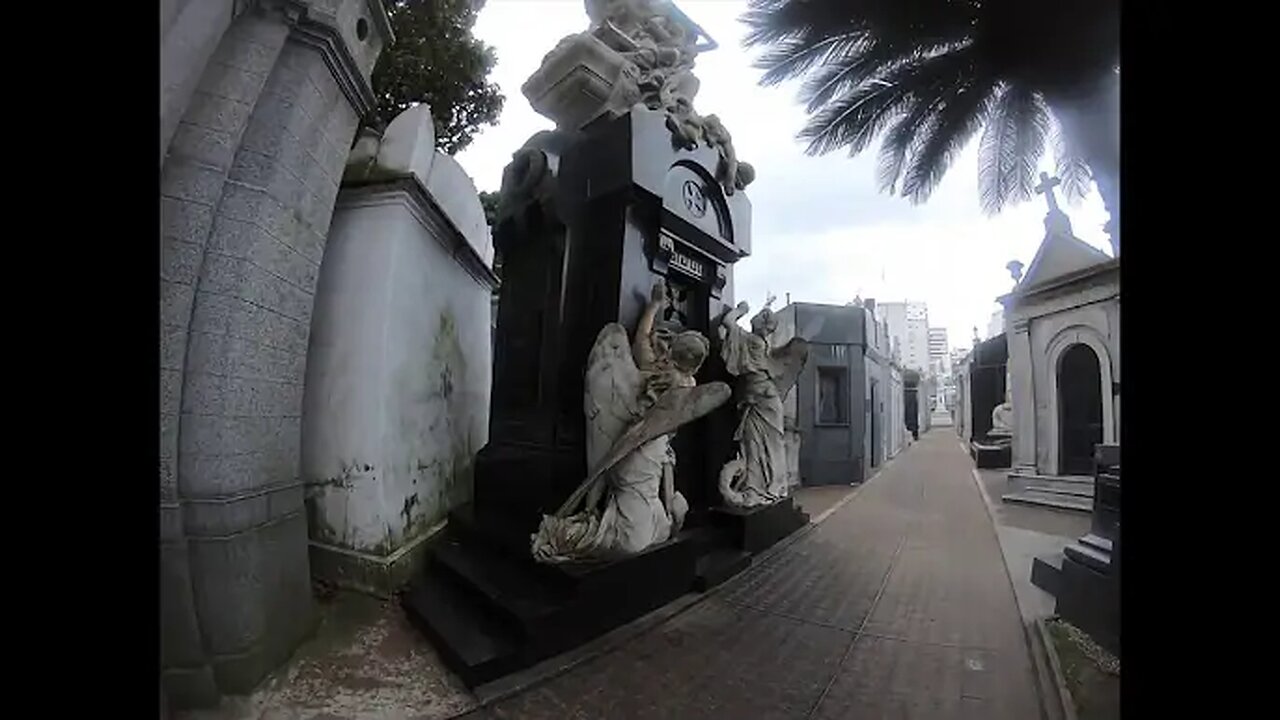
[159,0,393,708]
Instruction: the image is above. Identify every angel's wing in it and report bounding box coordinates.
[583,323,643,473]
[590,382,731,480]
[769,338,811,398]
[556,382,731,518]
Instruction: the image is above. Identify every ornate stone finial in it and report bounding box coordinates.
[1006,260,1024,284]
[524,1,749,196]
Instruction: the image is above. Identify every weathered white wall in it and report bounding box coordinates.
[302,183,493,555]
[301,106,494,566]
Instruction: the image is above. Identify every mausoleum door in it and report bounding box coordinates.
[1058,343,1104,475]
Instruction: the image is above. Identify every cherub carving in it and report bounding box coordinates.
[700,114,741,195]
[665,96,705,150]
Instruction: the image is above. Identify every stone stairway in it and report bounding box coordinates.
[1001,471,1093,514]
[401,499,809,687]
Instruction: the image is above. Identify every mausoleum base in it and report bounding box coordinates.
[711,497,810,554]
[402,504,700,687]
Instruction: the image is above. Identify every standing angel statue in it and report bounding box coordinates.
[718,296,810,508]
[532,282,730,563]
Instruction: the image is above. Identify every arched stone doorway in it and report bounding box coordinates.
[1057,343,1104,475]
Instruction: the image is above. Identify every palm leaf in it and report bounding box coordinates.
[1051,116,1092,204]
[743,0,1115,216]
[977,85,1049,215]
[742,0,859,49]
[755,33,863,87]
[901,74,1000,203]
[799,37,955,113]
[877,93,947,194]
[861,44,980,193]
[799,70,917,157]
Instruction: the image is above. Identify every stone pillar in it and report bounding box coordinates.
[160,0,393,709]
[1008,318,1036,473]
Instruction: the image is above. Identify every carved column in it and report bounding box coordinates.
[1008,317,1037,473]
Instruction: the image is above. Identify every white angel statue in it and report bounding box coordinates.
[718,296,810,508]
[532,282,730,563]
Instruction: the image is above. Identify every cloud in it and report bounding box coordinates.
[456,1,1112,346]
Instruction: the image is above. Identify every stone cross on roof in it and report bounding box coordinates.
[1035,172,1061,213]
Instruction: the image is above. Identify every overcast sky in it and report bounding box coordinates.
[455,0,1112,351]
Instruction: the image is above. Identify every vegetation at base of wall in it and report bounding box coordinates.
[1046,618,1119,720]
[371,0,504,155]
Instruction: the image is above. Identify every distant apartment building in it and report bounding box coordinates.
[987,307,1005,340]
[928,327,950,377]
[928,327,954,412]
[877,301,930,373]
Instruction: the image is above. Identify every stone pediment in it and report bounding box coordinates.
[1014,227,1111,295]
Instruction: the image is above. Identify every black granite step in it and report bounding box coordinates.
[694,548,751,591]
[680,524,735,552]
[971,441,1012,469]
[400,569,520,688]
[1063,540,1112,575]
[1057,551,1120,658]
[406,526,703,687]
[430,537,565,638]
[1078,533,1113,554]
[1030,554,1063,597]
[711,499,809,554]
[448,503,539,560]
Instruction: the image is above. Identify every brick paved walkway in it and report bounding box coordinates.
[465,431,1041,719]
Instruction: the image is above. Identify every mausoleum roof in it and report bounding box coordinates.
[1015,225,1111,293]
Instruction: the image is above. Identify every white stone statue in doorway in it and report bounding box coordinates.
[990,372,1014,438]
[531,282,730,563]
[717,297,810,509]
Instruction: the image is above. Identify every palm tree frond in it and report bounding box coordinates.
[742,0,860,49]
[976,85,1049,215]
[1051,117,1092,203]
[755,33,863,87]
[803,42,980,165]
[901,76,1000,204]
[798,38,959,113]
[877,92,948,195]
[798,78,915,157]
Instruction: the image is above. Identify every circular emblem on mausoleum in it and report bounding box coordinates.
[681,179,707,218]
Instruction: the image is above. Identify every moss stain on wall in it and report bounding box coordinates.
[387,307,480,550]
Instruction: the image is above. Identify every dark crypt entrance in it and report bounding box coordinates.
[1057,343,1104,475]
